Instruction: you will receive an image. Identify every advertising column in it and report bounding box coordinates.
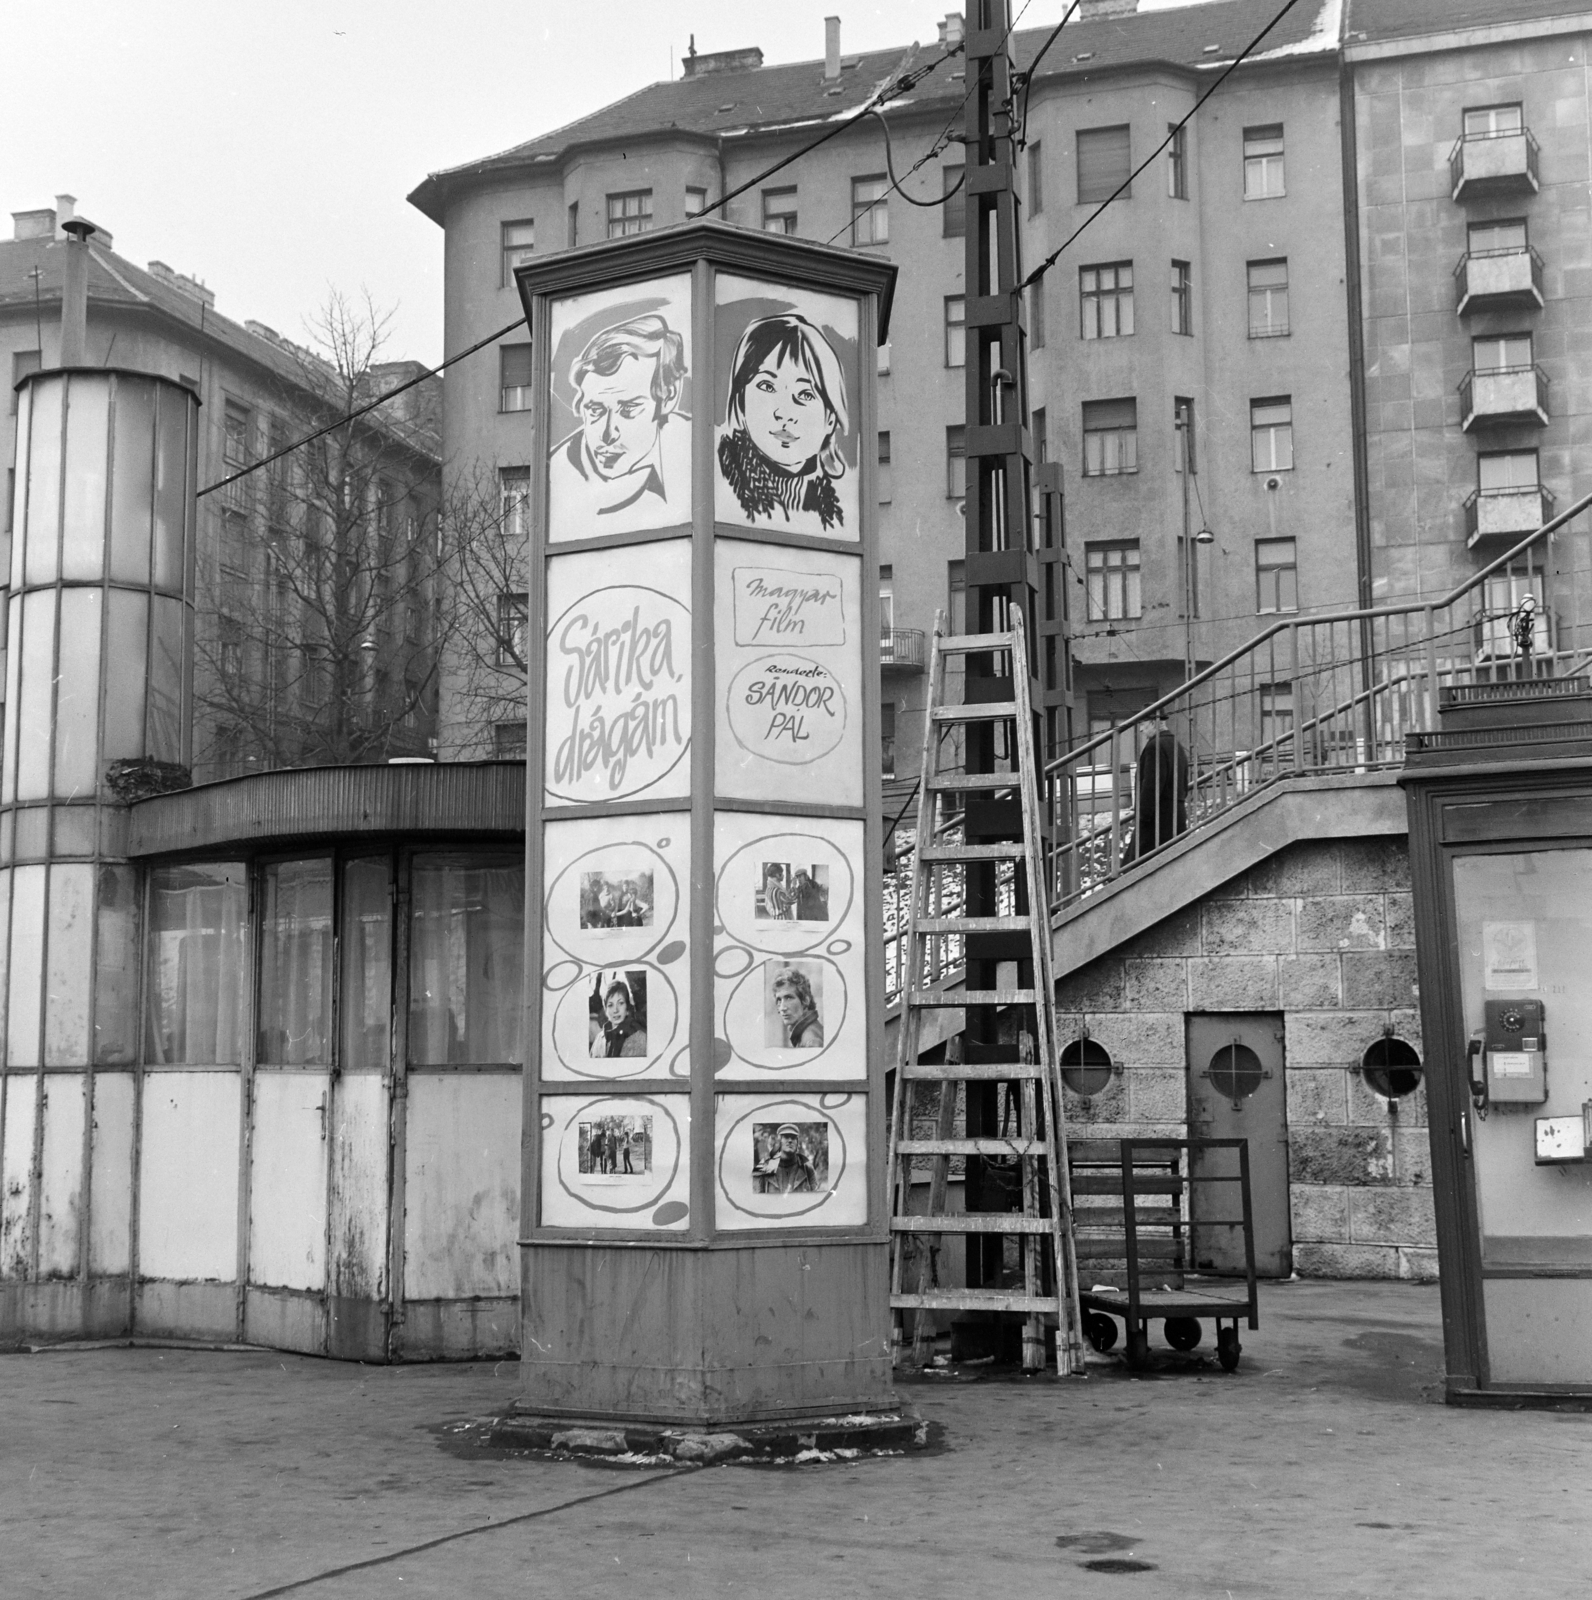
[516,225,896,1425]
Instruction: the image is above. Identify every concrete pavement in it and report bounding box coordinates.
[3,1279,1589,1599]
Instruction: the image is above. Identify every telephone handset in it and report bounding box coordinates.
[1467,1034,1487,1113]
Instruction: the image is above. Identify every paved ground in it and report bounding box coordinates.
[3,1279,1589,1599]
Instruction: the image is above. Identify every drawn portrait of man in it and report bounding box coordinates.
[548,312,691,536]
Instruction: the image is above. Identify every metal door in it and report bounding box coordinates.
[1186,1012,1291,1277]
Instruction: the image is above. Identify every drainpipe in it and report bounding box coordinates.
[59,216,96,366]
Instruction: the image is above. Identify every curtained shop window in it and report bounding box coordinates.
[257,858,335,1066]
[144,863,249,1065]
[341,858,393,1073]
[408,853,525,1066]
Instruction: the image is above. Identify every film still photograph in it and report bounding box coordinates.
[588,969,648,1058]
[751,1120,830,1195]
[755,861,831,922]
[577,1114,654,1181]
[764,960,824,1049]
[579,867,654,930]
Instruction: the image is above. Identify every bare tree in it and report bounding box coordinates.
[194,292,446,777]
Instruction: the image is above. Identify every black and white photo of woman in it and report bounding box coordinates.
[589,972,647,1058]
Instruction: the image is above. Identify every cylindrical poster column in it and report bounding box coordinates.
[515,224,897,1424]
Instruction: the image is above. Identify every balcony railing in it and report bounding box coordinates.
[1454,246,1544,316]
[1039,487,1592,912]
[880,626,926,672]
[1450,127,1540,200]
[1460,364,1549,431]
[1465,484,1555,547]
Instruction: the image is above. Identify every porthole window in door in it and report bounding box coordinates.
[1206,1041,1265,1105]
[1362,1036,1422,1100]
[1060,1037,1114,1098]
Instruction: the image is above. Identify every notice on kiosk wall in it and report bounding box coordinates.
[1482,920,1538,991]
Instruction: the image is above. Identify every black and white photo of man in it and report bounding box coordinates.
[751,1121,829,1194]
[765,962,824,1049]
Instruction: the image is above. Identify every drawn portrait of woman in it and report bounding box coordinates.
[716,314,850,536]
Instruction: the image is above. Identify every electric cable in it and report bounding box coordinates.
[1013,0,1082,149]
[1019,0,1304,291]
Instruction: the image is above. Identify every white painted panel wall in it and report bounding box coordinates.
[36,1072,85,1277]
[89,1072,135,1275]
[248,1072,330,1292]
[8,864,47,1068]
[403,1073,519,1301]
[0,1074,37,1277]
[139,1070,239,1281]
[326,1073,389,1301]
[45,863,94,1066]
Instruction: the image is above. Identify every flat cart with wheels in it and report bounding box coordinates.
[1071,1137,1259,1371]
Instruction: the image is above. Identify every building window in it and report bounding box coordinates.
[222,401,252,511]
[493,722,528,759]
[1247,259,1289,338]
[1255,538,1298,613]
[1082,398,1138,477]
[1243,124,1285,199]
[686,185,707,217]
[1469,219,1528,256]
[1464,103,1523,138]
[881,701,897,779]
[567,201,579,248]
[496,592,528,668]
[878,430,893,503]
[1473,333,1533,372]
[946,425,966,499]
[1250,396,1293,473]
[500,220,535,286]
[499,466,530,540]
[1167,123,1188,199]
[851,175,889,246]
[10,349,40,413]
[945,295,966,367]
[879,563,895,639]
[145,863,249,1065]
[943,165,966,237]
[1077,125,1131,204]
[500,344,534,412]
[1259,682,1294,747]
[1028,141,1044,214]
[606,190,652,238]
[762,187,798,234]
[1478,450,1539,491]
[1030,282,1046,349]
[1085,542,1142,620]
[1032,406,1048,463]
[1080,262,1134,339]
[1171,260,1192,335]
[1174,396,1196,473]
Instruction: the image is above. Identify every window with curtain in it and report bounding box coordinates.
[341,858,392,1073]
[144,863,248,1065]
[1082,397,1138,476]
[408,853,525,1066]
[257,858,335,1066]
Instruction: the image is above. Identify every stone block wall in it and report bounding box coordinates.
[1057,836,1437,1281]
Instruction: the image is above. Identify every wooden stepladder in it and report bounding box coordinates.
[887,608,1084,1375]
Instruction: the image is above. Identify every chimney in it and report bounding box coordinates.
[939,12,965,47]
[59,217,96,367]
[1079,0,1138,18]
[824,15,841,80]
[12,207,56,241]
[54,193,77,237]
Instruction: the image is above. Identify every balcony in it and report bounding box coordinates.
[1450,128,1540,200]
[881,626,926,673]
[1460,365,1549,431]
[1464,484,1555,548]
[1454,247,1543,316]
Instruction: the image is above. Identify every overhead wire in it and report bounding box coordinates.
[1013,0,1082,150]
[1019,0,1304,291]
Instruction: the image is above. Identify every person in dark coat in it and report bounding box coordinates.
[1126,721,1190,861]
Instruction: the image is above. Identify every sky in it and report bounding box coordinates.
[5,0,1202,367]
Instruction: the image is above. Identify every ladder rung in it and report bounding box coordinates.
[897,1137,1048,1157]
[925,773,1021,792]
[892,1214,1052,1234]
[891,1290,1059,1314]
[933,702,1018,723]
[921,842,1027,862]
[917,916,1032,934]
[900,1061,1043,1080]
[908,988,1036,1007]
[935,631,1013,654]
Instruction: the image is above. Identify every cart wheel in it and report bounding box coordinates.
[1086,1313,1118,1353]
[1164,1316,1202,1352]
[1217,1325,1242,1372]
[1125,1326,1150,1370]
